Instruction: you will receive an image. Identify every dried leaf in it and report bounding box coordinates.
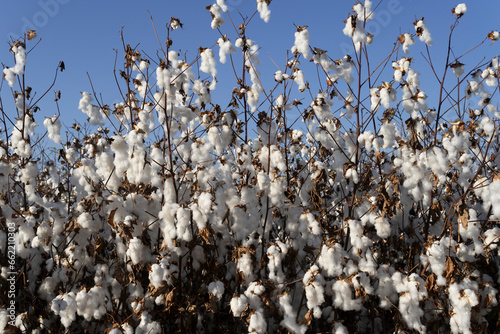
[298,309,313,326]
[27,30,37,40]
[445,256,455,279]
[107,208,118,230]
[455,199,469,229]
[165,288,176,311]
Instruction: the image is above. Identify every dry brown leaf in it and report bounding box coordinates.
[455,199,469,229]
[298,309,313,326]
[27,30,37,40]
[165,288,176,311]
[445,256,455,280]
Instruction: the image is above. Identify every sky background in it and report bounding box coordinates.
[0,0,499,136]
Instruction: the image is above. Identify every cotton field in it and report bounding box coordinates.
[1,1,499,333]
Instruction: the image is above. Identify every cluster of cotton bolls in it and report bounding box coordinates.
[1,1,500,333]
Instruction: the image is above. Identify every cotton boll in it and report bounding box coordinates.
[452,62,465,78]
[453,3,467,16]
[237,252,255,284]
[292,27,310,59]
[345,167,359,184]
[353,0,374,22]
[267,243,287,284]
[149,264,166,289]
[484,227,500,251]
[3,45,27,87]
[293,68,306,92]
[333,322,349,334]
[370,87,381,111]
[200,48,217,89]
[3,68,16,87]
[248,310,267,333]
[379,121,397,149]
[217,37,236,64]
[256,0,271,23]
[489,30,500,41]
[334,56,354,84]
[479,117,495,138]
[176,207,192,242]
[217,0,228,12]
[278,293,307,334]
[425,241,447,286]
[230,294,249,317]
[402,33,415,54]
[376,265,397,308]
[43,115,62,144]
[374,217,391,238]
[449,279,479,334]
[332,279,362,311]
[126,237,148,265]
[208,4,225,29]
[76,286,108,321]
[303,265,326,318]
[51,293,77,328]
[392,273,427,333]
[343,15,367,52]
[78,92,104,126]
[318,244,345,277]
[274,70,289,83]
[414,19,433,46]
[208,281,224,300]
[358,131,375,152]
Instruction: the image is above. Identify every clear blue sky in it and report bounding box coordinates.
[1,0,499,131]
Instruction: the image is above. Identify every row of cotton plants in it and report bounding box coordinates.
[1,1,499,333]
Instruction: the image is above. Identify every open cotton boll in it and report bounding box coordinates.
[332,279,362,311]
[358,131,375,152]
[278,293,307,334]
[292,27,310,59]
[3,45,27,87]
[217,0,228,12]
[208,4,225,29]
[333,322,349,334]
[43,115,62,144]
[274,70,290,83]
[256,0,271,23]
[248,310,267,333]
[293,69,307,92]
[453,3,467,16]
[449,279,478,334]
[424,240,447,286]
[392,273,427,334]
[374,217,391,238]
[51,293,78,328]
[414,19,433,46]
[353,0,373,21]
[402,33,415,54]
[230,294,248,317]
[334,56,354,84]
[75,286,108,321]
[343,15,367,52]
[217,37,236,64]
[208,281,224,300]
[484,227,500,252]
[303,265,326,318]
[200,48,217,90]
[78,92,104,126]
[318,244,345,277]
[126,237,149,265]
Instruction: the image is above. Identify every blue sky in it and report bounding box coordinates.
[1,0,499,133]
